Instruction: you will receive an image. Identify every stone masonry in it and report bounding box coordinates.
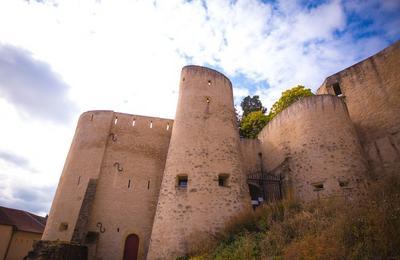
[41,41,400,259]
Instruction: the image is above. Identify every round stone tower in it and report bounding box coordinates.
[258,95,369,201]
[147,66,252,259]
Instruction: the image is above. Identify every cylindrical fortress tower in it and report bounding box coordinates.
[147,66,252,259]
[258,95,369,201]
[42,111,114,241]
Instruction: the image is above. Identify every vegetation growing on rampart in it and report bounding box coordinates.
[182,174,400,259]
[239,85,314,138]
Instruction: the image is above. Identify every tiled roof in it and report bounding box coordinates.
[0,206,46,234]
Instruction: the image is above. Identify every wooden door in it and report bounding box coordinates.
[123,234,139,260]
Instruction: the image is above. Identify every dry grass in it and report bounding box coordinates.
[184,174,400,260]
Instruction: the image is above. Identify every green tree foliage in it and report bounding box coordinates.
[240,95,267,117]
[239,111,269,139]
[268,85,314,120]
[237,86,313,139]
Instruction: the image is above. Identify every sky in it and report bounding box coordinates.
[0,0,399,216]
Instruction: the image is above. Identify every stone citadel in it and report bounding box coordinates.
[39,41,399,259]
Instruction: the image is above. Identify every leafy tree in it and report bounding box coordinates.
[240,95,267,117]
[237,86,313,138]
[239,111,269,139]
[268,85,314,120]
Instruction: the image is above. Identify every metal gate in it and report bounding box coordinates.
[247,171,283,204]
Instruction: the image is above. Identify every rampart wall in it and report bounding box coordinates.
[258,95,368,201]
[239,139,262,174]
[148,66,252,259]
[42,111,173,260]
[86,113,173,260]
[317,41,400,175]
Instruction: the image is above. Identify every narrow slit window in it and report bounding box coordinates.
[114,116,118,125]
[132,118,136,126]
[147,180,150,189]
[166,123,170,131]
[218,174,229,187]
[312,183,324,191]
[128,179,131,188]
[77,176,81,185]
[177,175,188,188]
[150,121,153,128]
[332,83,342,96]
[90,114,94,121]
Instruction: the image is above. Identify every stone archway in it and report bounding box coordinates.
[123,234,139,260]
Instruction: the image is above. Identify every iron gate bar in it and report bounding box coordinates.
[247,171,283,202]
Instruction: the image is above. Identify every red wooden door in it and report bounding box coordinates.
[123,234,139,260]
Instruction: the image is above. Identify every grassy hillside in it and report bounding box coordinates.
[184,174,400,260]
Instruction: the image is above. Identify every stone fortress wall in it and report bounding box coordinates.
[317,41,400,176]
[85,113,173,260]
[147,66,252,259]
[41,41,399,260]
[257,95,368,201]
[42,111,173,260]
[239,139,262,175]
[42,111,115,242]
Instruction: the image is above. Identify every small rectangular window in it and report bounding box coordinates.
[312,183,324,191]
[177,175,188,188]
[59,222,68,231]
[218,174,229,187]
[339,180,349,187]
[332,83,342,96]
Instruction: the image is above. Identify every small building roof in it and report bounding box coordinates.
[0,206,46,234]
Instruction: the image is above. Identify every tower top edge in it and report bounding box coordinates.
[182,65,232,86]
[80,110,174,121]
[257,94,347,137]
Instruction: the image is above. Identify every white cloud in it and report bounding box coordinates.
[0,44,78,122]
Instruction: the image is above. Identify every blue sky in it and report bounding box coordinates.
[0,0,399,215]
